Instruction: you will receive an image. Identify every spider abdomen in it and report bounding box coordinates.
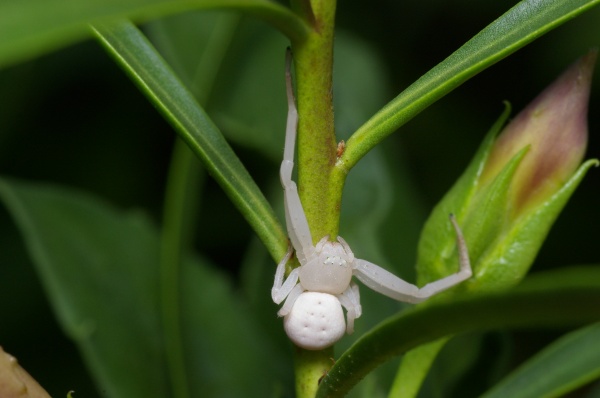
[283,291,346,350]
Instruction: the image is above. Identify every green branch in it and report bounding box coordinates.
[317,267,600,397]
[336,0,600,175]
[287,0,343,397]
[291,0,340,241]
[91,20,288,263]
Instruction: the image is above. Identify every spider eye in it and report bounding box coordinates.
[325,256,347,266]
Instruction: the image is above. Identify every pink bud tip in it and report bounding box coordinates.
[481,50,597,217]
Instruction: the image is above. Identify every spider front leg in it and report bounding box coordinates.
[272,50,314,316]
[279,48,316,265]
[271,243,300,305]
[353,214,472,304]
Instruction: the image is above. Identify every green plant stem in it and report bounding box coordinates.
[294,347,335,398]
[333,0,600,176]
[287,1,342,397]
[291,0,340,241]
[160,141,203,398]
[388,338,447,398]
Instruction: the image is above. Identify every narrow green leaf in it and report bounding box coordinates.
[0,0,309,67]
[316,267,600,398]
[388,339,447,398]
[340,0,600,171]
[482,322,600,398]
[91,20,287,263]
[160,140,204,398]
[474,158,599,288]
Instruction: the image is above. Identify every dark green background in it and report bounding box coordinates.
[0,1,599,396]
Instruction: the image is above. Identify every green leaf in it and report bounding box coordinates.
[0,178,283,398]
[395,106,597,398]
[0,0,309,67]
[474,158,599,288]
[416,103,598,293]
[340,0,600,171]
[482,322,600,398]
[180,252,286,398]
[416,105,511,286]
[91,20,287,263]
[315,266,600,398]
[388,338,448,398]
[0,178,169,397]
[420,144,530,286]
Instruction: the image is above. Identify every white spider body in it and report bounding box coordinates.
[273,237,362,350]
[283,292,346,350]
[299,237,353,294]
[272,51,473,350]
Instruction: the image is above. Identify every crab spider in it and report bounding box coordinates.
[272,50,472,350]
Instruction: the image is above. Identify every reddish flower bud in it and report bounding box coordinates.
[481,50,596,218]
[418,51,598,291]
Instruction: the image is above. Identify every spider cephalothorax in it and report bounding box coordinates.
[298,236,354,294]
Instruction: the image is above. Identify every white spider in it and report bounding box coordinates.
[272,51,472,350]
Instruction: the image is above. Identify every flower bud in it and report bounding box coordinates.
[481,51,595,219]
[416,51,598,293]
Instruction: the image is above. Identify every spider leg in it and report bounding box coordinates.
[353,214,472,304]
[315,235,330,252]
[337,282,362,334]
[336,236,355,262]
[278,283,305,317]
[272,243,300,304]
[280,48,316,264]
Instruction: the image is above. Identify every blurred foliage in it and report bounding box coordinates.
[0,1,598,397]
